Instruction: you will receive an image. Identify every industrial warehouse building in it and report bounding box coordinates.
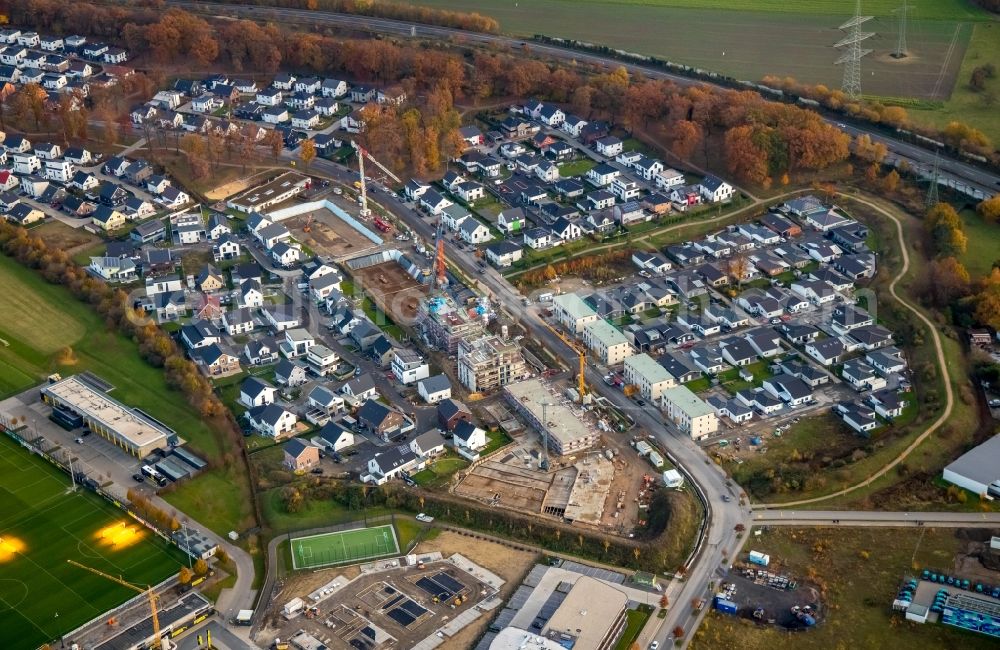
[942,434,1000,498]
[41,374,177,457]
[661,385,719,440]
[505,378,598,456]
[623,353,676,401]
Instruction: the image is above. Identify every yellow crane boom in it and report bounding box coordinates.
[67,560,161,649]
[542,320,587,400]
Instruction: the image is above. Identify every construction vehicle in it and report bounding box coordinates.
[373,216,392,233]
[68,560,162,649]
[350,141,400,218]
[542,321,587,402]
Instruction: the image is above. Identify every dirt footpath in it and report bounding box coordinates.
[415,530,539,650]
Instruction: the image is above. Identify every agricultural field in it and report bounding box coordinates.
[909,22,1000,152]
[415,0,981,99]
[689,527,1000,650]
[0,435,184,650]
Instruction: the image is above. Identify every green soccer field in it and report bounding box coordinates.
[290,525,401,570]
[0,435,184,650]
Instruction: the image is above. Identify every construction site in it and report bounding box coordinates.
[453,376,669,536]
[284,204,381,260]
[347,255,430,324]
[259,552,502,650]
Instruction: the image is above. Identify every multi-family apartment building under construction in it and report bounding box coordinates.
[418,294,485,354]
[457,334,529,393]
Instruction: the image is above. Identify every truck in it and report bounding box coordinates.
[373,216,392,232]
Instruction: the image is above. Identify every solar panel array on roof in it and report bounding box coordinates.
[361,626,376,640]
[523,564,549,587]
[417,576,457,600]
[382,594,404,610]
[560,560,627,584]
[531,590,568,629]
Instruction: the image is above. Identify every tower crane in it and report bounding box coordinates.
[67,560,162,649]
[542,321,587,402]
[350,141,401,218]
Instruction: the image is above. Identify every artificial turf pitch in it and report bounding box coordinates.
[0,435,183,650]
[291,524,400,570]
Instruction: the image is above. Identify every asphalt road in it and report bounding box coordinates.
[289,154,749,646]
[171,0,1000,199]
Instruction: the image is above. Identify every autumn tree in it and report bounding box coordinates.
[670,120,703,161]
[977,195,1000,224]
[881,169,900,193]
[193,558,209,576]
[262,128,284,162]
[854,133,887,164]
[925,203,968,257]
[299,139,317,170]
[178,566,193,585]
[927,257,971,306]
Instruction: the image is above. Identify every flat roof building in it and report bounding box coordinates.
[661,385,718,440]
[41,375,177,457]
[943,434,1000,498]
[225,171,310,214]
[583,320,634,365]
[623,352,676,401]
[542,576,629,650]
[505,378,598,456]
[457,334,529,393]
[552,293,599,334]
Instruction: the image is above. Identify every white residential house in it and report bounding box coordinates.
[240,377,277,408]
[417,375,452,404]
[222,308,255,335]
[655,168,686,190]
[454,182,486,203]
[587,163,619,187]
[610,177,641,201]
[459,218,491,245]
[698,175,735,203]
[247,404,297,438]
[256,88,282,106]
[392,349,430,385]
[595,136,623,157]
[321,78,349,98]
[12,153,41,175]
[451,420,487,452]
[44,159,74,183]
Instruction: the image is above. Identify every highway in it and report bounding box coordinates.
[171,0,999,200]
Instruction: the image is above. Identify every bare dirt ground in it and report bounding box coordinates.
[414,531,539,650]
[286,207,379,259]
[350,261,428,322]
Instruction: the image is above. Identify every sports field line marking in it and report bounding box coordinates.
[0,588,52,642]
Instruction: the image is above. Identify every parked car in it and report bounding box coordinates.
[74,437,84,444]
[132,473,145,483]
[989,399,1000,408]
[416,513,434,523]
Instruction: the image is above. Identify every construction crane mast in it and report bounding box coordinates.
[351,141,401,218]
[68,560,162,649]
[542,321,587,401]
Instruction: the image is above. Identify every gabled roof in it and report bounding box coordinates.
[437,398,470,420]
[284,437,313,459]
[418,374,451,394]
[241,376,273,400]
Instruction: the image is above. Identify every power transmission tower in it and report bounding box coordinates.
[892,0,912,59]
[835,0,875,100]
[925,150,940,208]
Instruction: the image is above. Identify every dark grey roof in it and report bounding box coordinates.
[437,398,470,420]
[419,374,451,394]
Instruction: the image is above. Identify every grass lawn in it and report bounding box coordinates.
[32,220,101,252]
[481,429,513,456]
[909,22,1000,151]
[557,159,596,177]
[614,605,654,650]
[261,486,394,532]
[958,208,1000,278]
[359,295,407,341]
[684,376,711,393]
[0,254,255,535]
[690,527,999,650]
[410,454,469,488]
[722,360,772,394]
[0,435,185,650]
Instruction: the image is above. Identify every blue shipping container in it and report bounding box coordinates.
[715,598,738,615]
